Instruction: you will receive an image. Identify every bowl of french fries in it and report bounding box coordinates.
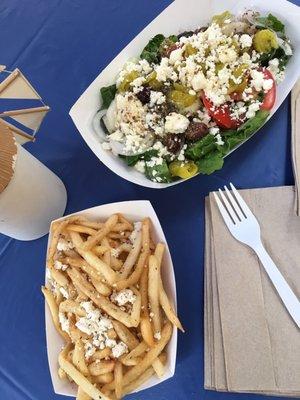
[42,200,183,400]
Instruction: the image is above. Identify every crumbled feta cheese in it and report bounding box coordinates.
[218,47,237,64]
[268,58,285,83]
[149,91,166,107]
[57,238,74,252]
[155,58,177,82]
[149,312,154,318]
[246,102,261,119]
[134,160,146,174]
[111,248,119,258]
[111,289,136,306]
[154,332,161,340]
[250,70,273,92]
[101,141,112,151]
[59,312,69,333]
[164,113,190,134]
[54,260,68,271]
[177,144,187,161]
[112,342,128,358]
[191,72,207,91]
[109,93,154,154]
[84,341,96,358]
[130,76,146,88]
[239,34,252,48]
[209,127,220,136]
[129,221,142,244]
[215,133,224,146]
[59,287,69,299]
[76,301,128,358]
[169,48,183,64]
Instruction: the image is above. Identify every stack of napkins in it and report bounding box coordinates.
[204,186,300,396]
[292,80,300,216]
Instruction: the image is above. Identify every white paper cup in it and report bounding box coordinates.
[0,145,67,240]
[70,0,300,188]
[44,200,178,397]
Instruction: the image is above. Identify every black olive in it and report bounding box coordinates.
[177,30,196,39]
[185,122,209,142]
[136,86,151,104]
[163,133,184,154]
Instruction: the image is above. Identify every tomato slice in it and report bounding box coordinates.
[202,95,241,129]
[202,68,276,129]
[260,68,276,111]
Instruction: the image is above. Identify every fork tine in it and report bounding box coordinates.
[218,189,239,224]
[213,192,235,228]
[224,185,245,220]
[229,182,253,217]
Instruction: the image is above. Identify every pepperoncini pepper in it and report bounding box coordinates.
[169,161,198,179]
[253,29,278,53]
[118,71,140,92]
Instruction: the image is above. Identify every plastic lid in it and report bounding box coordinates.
[0,120,18,194]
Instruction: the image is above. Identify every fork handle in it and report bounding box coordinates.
[253,243,300,328]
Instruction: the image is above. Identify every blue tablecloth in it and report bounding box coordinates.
[0,1,299,399]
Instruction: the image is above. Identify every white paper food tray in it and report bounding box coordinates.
[69,0,300,189]
[44,200,178,397]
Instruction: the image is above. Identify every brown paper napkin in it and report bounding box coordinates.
[291,80,300,216]
[204,186,300,397]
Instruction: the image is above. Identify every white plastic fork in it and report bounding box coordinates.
[214,182,300,328]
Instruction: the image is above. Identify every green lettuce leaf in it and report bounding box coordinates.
[140,34,165,64]
[100,84,117,110]
[145,160,172,183]
[257,13,285,33]
[185,110,270,175]
[119,149,159,167]
[185,134,217,160]
[197,151,224,175]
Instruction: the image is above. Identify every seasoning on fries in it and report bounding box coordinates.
[42,213,183,400]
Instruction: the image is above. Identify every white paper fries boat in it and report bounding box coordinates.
[44,200,178,397]
[69,0,300,188]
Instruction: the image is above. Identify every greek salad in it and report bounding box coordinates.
[96,11,292,183]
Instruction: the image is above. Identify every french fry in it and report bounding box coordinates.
[76,387,92,400]
[152,358,165,378]
[121,341,148,366]
[48,216,82,262]
[104,322,172,390]
[69,231,117,285]
[44,214,182,400]
[129,286,141,327]
[90,277,112,297]
[112,320,139,351]
[67,224,98,236]
[58,367,67,380]
[148,255,161,335]
[91,348,111,362]
[119,230,142,279]
[121,367,154,397]
[59,300,86,317]
[67,268,134,328]
[154,244,184,332]
[89,360,115,376]
[66,257,105,284]
[139,263,154,347]
[93,245,109,255]
[114,361,123,399]
[140,317,154,348]
[111,257,123,271]
[49,267,69,287]
[92,372,114,384]
[82,214,119,251]
[58,345,110,400]
[73,339,89,376]
[42,286,69,341]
